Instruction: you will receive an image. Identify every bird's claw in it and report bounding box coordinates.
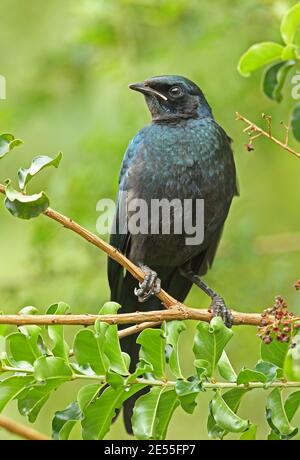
[134,264,161,302]
[210,296,233,328]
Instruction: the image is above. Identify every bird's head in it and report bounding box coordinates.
[129,75,212,123]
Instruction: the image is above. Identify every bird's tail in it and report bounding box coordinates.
[117,271,162,433]
[113,265,193,433]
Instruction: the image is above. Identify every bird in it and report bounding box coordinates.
[107,75,238,433]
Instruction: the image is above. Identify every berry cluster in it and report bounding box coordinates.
[257,295,299,344]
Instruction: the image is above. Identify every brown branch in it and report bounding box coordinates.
[0,415,50,440]
[118,321,162,338]
[236,112,300,158]
[44,207,178,308]
[44,209,178,309]
[0,308,268,327]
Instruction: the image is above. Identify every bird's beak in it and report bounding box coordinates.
[128,82,168,101]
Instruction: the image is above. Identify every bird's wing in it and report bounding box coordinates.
[107,202,131,301]
[165,225,224,302]
[220,126,239,197]
[107,128,147,300]
[193,225,224,276]
[119,128,147,185]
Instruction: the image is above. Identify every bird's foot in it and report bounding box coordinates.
[134,264,161,302]
[209,295,233,328]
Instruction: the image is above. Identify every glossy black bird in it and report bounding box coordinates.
[108,75,238,432]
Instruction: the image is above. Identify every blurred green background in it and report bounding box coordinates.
[0,0,300,440]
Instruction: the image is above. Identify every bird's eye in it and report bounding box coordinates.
[168,86,183,98]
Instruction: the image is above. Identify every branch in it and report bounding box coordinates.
[0,308,268,327]
[235,112,300,159]
[0,415,50,440]
[43,207,178,308]
[118,321,162,338]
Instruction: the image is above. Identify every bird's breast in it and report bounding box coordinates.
[128,119,234,203]
[123,118,236,264]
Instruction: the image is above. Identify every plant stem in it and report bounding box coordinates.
[0,415,50,440]
[3,364,300,389]
[0,365,33,373]
[236,112,300,158]
[0,309,268,327]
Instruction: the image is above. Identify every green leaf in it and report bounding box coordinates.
[0,375,33,412]
[18,380,64,422]
[210,391,249,434]
[164,321,186,379]
[6,325,44,368]
[103,324,129,376]
[283,350,300,381]
[0,133,23,159]
[52,401,81,440]
[97,301,121,330]
[4,180,49,219]
[73,329,108,375]
[18,153,62,190]
[240,424,257,440]
[281,2,300,44]
[193,317,233,377]
[137,328,166,379]
[261,339,289,370]
[266,388,298,439]
[175,377,202,414]
[222,388,249,410]
[217,351,237,382]
[263,62,284,99]
[281,44,298,60]
[34,356,73,381]
[16,308,48,358]
[207,388,248,439]
[236,368,266,385]
[238,42,284,77]
[18,325,43,351]
[194,359,211,379]
[77,384,102,412]
[127,361,153,384]
[268,430,281,440]
[154,389,179,440]
[255,360,279,384]
[132,386,165,440]
[82,384,145,440]
[284,391,300,422]
[95,302,129,375]
[263,61,295,102]
[6,332,42,367]
[18,357,73,422]
[18,306,39,315]
[46,302,70,360]
[132,388,179,440]
[291,102,300,142]
[106,371,125,388]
